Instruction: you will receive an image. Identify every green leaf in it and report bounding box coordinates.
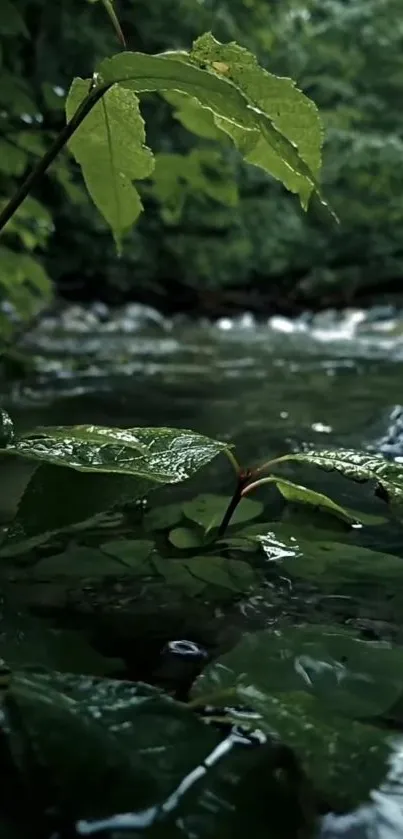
[66,79,154,251]
[0,1,28,37]
[196,625,403,720]
[98,42,322,207]
[151,149,238,223]
[144,502,184,531]
[0,607,121,676]
[283,448,403,506]
[31,545,134,578]
[152,554,256,594]
[190,33,323,207]
[31,542,154,579]
[3,464,138,547]
[191,629,397,807]
[6,424,229,481]
[183,493,263,532]
[205,690,389,810]
[169,526,204,549]
[100,538,154,570]
[3,670,221,818]
[0,247,52,322]
[271,477,358,524]
[164,90,228,140]
[0,409,14,447]
[185,555,257,591]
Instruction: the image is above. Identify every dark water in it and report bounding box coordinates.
[3,303,403,837]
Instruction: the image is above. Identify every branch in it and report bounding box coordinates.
[0,81,111,234]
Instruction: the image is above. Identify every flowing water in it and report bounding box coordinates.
[3,303,403,837]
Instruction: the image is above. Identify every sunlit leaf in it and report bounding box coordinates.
[66,80,154,250]
[283,448,403,506]
[190,33,323,208]
[98,42,322,207]
[6,424,229,481]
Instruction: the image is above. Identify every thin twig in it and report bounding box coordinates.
[0,82,111,234]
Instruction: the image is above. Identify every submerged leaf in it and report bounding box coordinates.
[195,625,403,720]
[169,527,204,549]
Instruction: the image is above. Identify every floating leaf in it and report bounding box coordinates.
[152,554,256,594]
[66,80,154,250]
[205,690,389,811]
[31,545,131,578]
[144,502,184,531]
[186,556,257,591]
[6,424,229,482]
[100,539,154,570]
[183,493,263,532]
[196,625,403,720]
[282,448,403,505]
[168,527,204,549]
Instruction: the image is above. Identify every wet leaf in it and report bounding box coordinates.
[205,691,389,810]
[2,670,220,819]
[0,607,121,676]
[284,448,403,506]
[4,464,137,546]
[183,493,263,532]
[144,502,184,531]
[186,556,257,591]
[7,424,229,483]
[100,538,154,569]
[31,544,150,579]
[270,477,357,524]
[191,631,396,807]
[169,527,204,549]
[152,554,256,594]
[195,625,403,720]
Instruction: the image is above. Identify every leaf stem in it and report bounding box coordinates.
[217,470,251,539]
[224,448,242,476]
[241,476,277,497]
[0,82,111,235]
[252,454,295,477]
